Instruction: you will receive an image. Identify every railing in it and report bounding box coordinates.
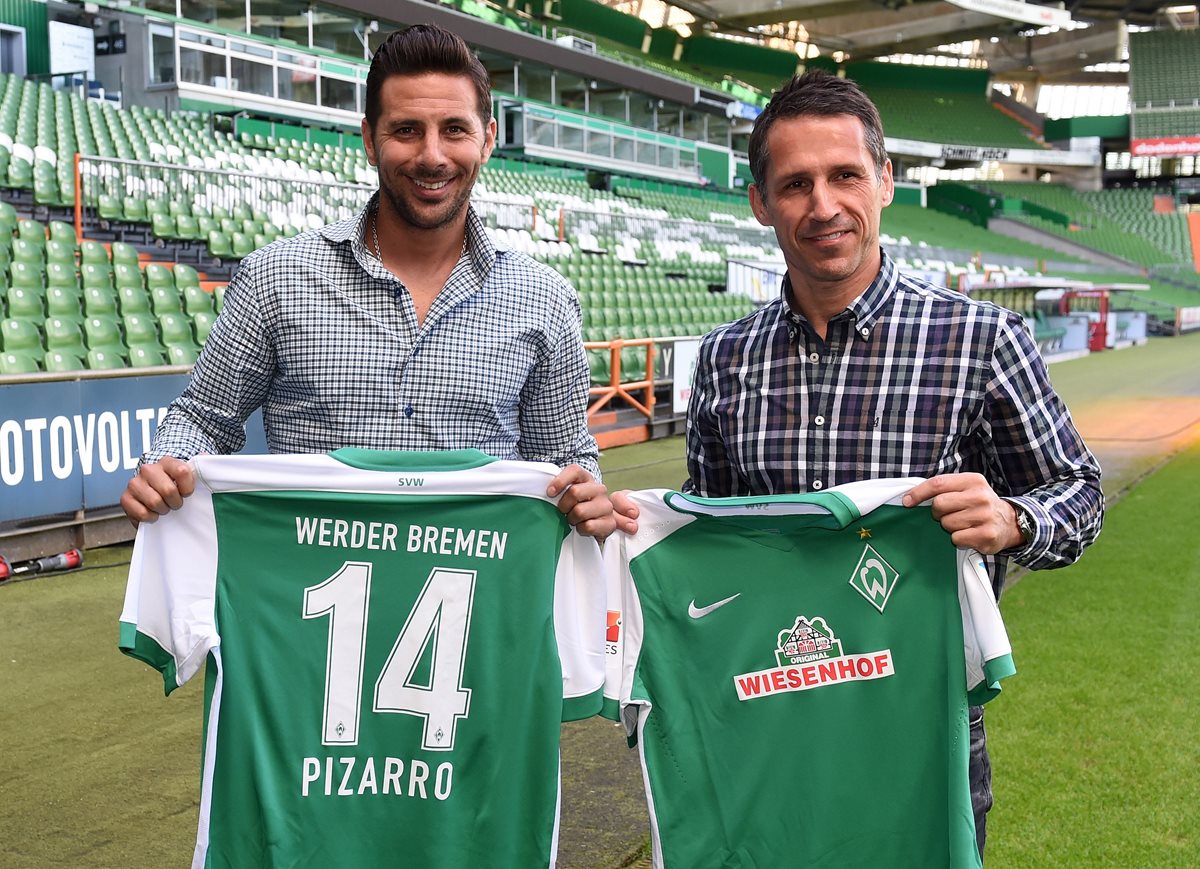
[74,154,374,241]
[585,338,656,421]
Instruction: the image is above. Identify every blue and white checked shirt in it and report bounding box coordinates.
[148,197,600,477]
[685,250,1103,591]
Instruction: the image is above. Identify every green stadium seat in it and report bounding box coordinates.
[98,194,123,222]
[6,286,44,321]
[129,345,166,368]
[159,312,196,349]
[83,286,118,317]
[192,310,217,345]
[173,263,201,290]
[44,239,76,267]
[212,283,226,312]
[17,218,45,245]
[47,220,76,246]
[123,313,162,350]
[182,286,214,317]
[144,263,174,291]
[117,285,152,316]
[86,348,126,370]
[0,200,17,235]
[122,195,148,223]
[113,262,143,292]
[11,238,43,267]
[165,343,198,365]
[43,317,87,359]
[46,286,83,321]
[231,232,254,258]
[150,286,182,315]
[80,262,113,291]
[0,350,39,373]
[83,315,126,355]
[110,242,139,267]
[79,240,109,266]
[1,318,44,363]
[207,230,233,259]
[151,212,176,239]
[175,214,202,241]
[44,350,85,372]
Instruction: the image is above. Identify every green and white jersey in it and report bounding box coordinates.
[603,479,1015,869]
[120,449,606,869]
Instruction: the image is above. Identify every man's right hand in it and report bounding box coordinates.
[120,457,196,527]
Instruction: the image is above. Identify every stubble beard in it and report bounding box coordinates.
[380,167,477,232]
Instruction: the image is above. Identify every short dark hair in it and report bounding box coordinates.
[748,69,887,192]
[364,24,492,132]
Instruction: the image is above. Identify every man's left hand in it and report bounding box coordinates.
[903,473,1023,554]
[547,465,616,541]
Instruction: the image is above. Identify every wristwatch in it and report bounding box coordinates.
[1014,505,1035,546]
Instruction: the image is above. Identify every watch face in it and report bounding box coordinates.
[1017,510,1034,543]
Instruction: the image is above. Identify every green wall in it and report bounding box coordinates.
[680,36,797,87]
[1044,115,1130,141]
[0,0,49,76]
[557,0,646,51]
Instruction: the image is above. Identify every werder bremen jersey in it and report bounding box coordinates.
[120,449,606,869]
[603,479,1015,869]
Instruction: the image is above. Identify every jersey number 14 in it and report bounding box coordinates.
[302,561,476,752]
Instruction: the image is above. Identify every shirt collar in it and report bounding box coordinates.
[320,192,500,276]
[776,248,898,338]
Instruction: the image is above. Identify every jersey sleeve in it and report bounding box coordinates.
[554,531,606,721]
[958,548,1017,705]
[118,474,220,696]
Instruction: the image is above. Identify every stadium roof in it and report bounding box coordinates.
[622,0,1198,84]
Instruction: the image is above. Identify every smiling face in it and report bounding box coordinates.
[749,114,894,313]
[362,72,496,234]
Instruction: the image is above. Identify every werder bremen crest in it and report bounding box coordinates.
[849,544,900,613]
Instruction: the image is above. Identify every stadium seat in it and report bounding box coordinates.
[183,285,214,316]
[231,232,255,258]
[82,315,126,356]
[44,350,85,372]
[44,239,76,267]
[0,349,39,374]
[207,230,233,259]
[6,286,44,321]
[111,242,140,267]
[17,218,45,245]
[191,310,217,345]
[144,263,174,291]
[123,313,162,351]
[129,345,166,368]
[83,286,118,317]
[174,263,201,290]
[79,240,110,266]
[212,283,226,312]
[11,238,43,267]
[159,312,196,349]
[43,317,87,359]
[46,286,83,321]
[1,318,44,363]
[86,348,126,370]
[113,262,143,292]
[166,343,198,365]
[80,262,113,290]
[150,286,183,315]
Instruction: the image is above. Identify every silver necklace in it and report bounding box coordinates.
[371,209,468,263]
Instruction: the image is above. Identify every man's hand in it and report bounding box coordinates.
[547,465,618,540]
[120,457,196,527]
[902,473,1024,554]
[610,490,640,536]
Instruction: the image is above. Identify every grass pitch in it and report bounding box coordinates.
[986,441,1200,867]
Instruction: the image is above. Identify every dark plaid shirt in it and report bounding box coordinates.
[685,251,1103,591]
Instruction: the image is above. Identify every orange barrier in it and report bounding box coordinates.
[1189,212,1200,273]
[584,337,656,421]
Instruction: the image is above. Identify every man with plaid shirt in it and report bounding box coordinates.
[614,70,1102,860]
[121,25,615,538]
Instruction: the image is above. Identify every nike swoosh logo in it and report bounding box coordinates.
[688,593,742,620]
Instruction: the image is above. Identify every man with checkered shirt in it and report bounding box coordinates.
[121,25,616,539]
[613,70,1103,861]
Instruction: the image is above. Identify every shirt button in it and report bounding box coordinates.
[860,327,870,338]
[808,352,820,363]
[814,415,825,426]
[404,405,415,417]
[812,480,824,490]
